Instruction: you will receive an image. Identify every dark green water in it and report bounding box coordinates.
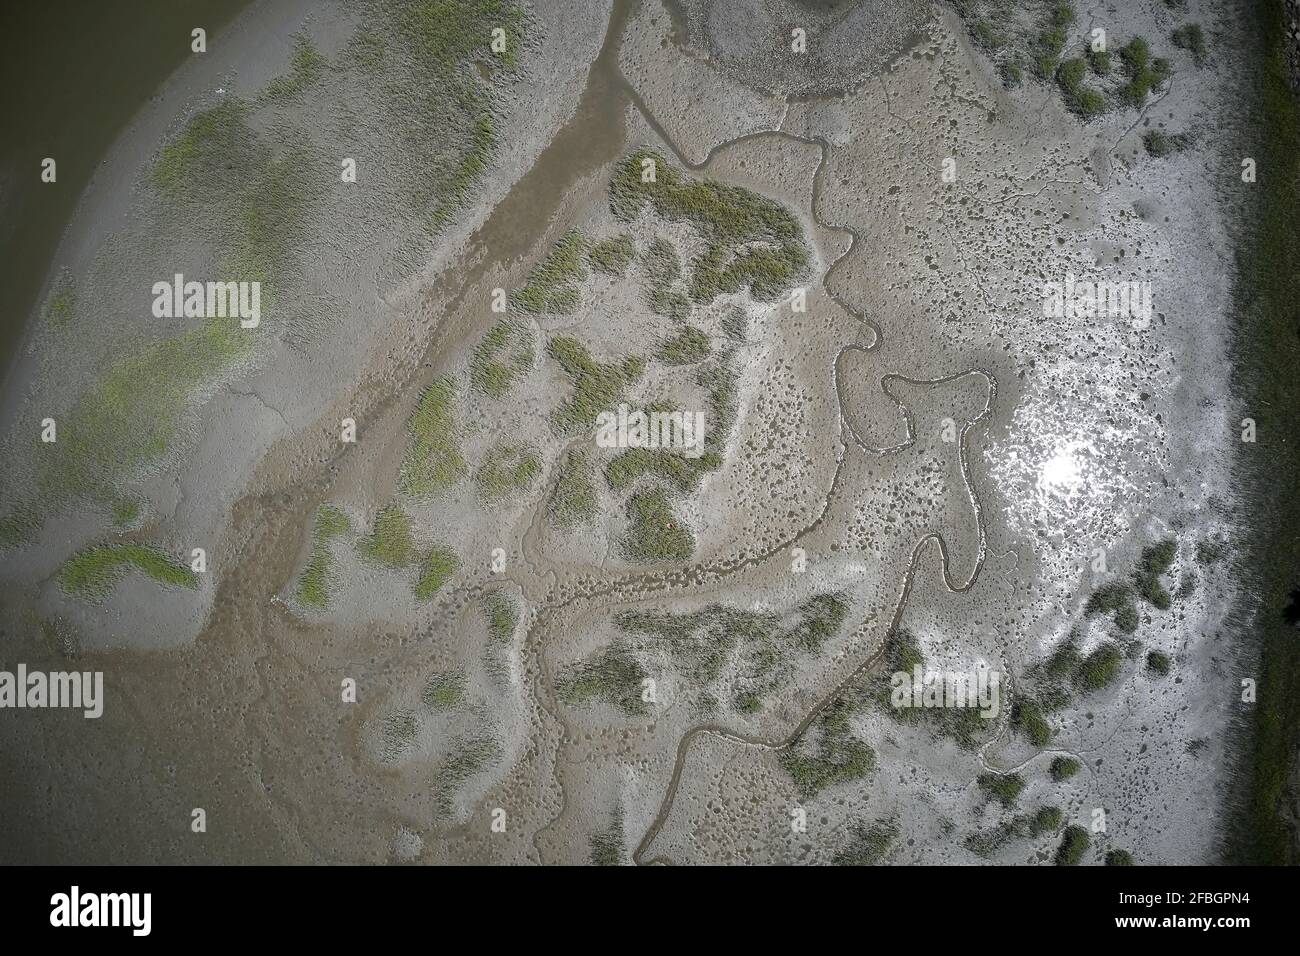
[0,0,249,378]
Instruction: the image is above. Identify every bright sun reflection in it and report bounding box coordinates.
[1038,446,1084,493]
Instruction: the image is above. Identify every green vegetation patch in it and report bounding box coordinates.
[1146,650,1171,675]
[262,34,327,101]
[1117,37,1173,106]
[470,320,534,398]
[548,447,599,529]
[1135,538,1176,609]
[559,649,648,716]
[1057,56,1106,117]
[414,544,460,601]
[588,234,635,277]
[642,237,691,320]
[1050,756,1081,781]
[1106,848,1135,866]
[60,544,198,598]
[875,629,992,750]
[1075,641,1124,694]
[43,317,254,504]
[1012,697,1053,746]
[656,325,711,365]
[833,819,897,866]
[474,442,541,502]
[609,149,809,303]
[297,503,351,608]
[399,377,468,497]
[977,771,1025,807]
[781,695,876,798]
[1143,129,1195,157]
[614,592,849,712]
[1171,23,1207,65]
[422,670,466,711]
[1055,824,1090,865]
[1085,581,1139,634]
[547,336,644,433]
[153,97,253,196]
[512,231,589,314]
[1029,805,1064,836]
[432,734,501,815]
[590,812,625,866]
[482,589,519,642]
[359,504,416,568]
[42,273,76,327]
[621,485,693,562]
[111,497,142,528]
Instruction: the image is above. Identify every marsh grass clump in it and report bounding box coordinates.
[1050,756,1081,781]
[111,497,142,528]
[656,326,711,365]
[1196,536,1227,565]
[559,649,648,716]
[474,443,541,502]
[512,231,589,314]
[422,670,466,711]
[1055,825,1090,865]
[359,504,416,568]
[609,150,809,304]
[614,594,848,711]
[588,234,635,276]
[1029,805,1064,836]
[1118,37,1173,106]
[963,823,1016,858]
[296,503,350,608]
[42,273,76,327]
[1146,650,1171,675]
[482,589,519,642]
[470,320,534,398]
[1075,642,1124,693]
[414,544,460,601]
[153,97,254,196]
[400,377,467,497]
[262,33,327,101]
[721,305,747,341]
[1085,581,1139,633]
[1143,129,1195,157]
[780,696,876,798]
[42,317,255,506]
[1087,47,1112,75]
[548,448,599,529]
[1135,538,1177,608]
[833,819,897,866]
[977,771,1025,807]
[641,237,691,320]
[547,336,644,433]
[432,734,501,815]
[1057,56,1106,117]
[383,0,526,228]
[379,710,418,762]
[1030,2,1074,79]
[60,544,198,598]
[1012,697,1053,746]
[875,629,991,750]
[621,485,693,562]
[605,446,723,495]
[1106,848,1135,866]
[1171,23,1207,65]
[589,811,624,866]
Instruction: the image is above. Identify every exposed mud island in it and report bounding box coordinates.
[2,0,1298,865]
